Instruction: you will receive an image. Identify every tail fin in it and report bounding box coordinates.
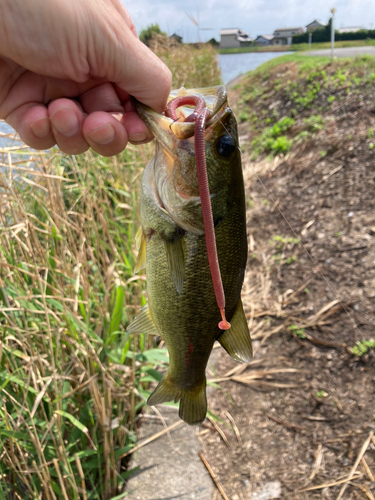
[179,380,207,425]
[148,374,207,426]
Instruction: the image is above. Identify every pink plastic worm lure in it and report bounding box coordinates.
[164,96,231,331]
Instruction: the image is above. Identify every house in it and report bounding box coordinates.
[273,27,304,45]
[306,20,326,32]
[169,33,182,44]
[337,26,364,33]
[255,34,274,45]
[220,28,253,48]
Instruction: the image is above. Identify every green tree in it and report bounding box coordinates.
[139,24,167,46]
[207,38,219,46]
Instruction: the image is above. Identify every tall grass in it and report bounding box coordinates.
[150,36,222,88]
[0,40,220,499]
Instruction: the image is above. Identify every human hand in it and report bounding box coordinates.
[0,0,172,156]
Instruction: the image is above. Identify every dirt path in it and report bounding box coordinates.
[198,57,375,500]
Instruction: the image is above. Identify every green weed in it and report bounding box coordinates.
[285,256,297,265]
[272,235,299,247]
[239,111,251,123]
[251,117,295,157]
[288,325,306,339]
[351,339,375,356]
[303,115,325,132]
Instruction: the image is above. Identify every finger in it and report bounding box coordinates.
[87,21,172,114]
[114,1,138,38]
[122,111,154,145]
[83,111,128,157]
[79,83,124,113]
[113,34,172,113]
[5,102,56,150]
[48,99,89,155]
[80,85,152,144]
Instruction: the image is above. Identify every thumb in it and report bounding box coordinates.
[92,23,172,113]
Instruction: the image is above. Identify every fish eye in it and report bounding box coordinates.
[216,135,236,157]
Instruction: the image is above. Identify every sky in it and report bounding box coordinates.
[125,0,375,43]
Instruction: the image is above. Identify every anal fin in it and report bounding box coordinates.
[127,304,159,336]
[148,373,182,406]
[218,299,252,363]
[148,373,207,426]
[164,235,185,294]
[134,228,146,273]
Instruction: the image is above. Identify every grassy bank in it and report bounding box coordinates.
[218,38,375,54]
[0,42,220,500]
[233,53,375,157]
[219,45,293,54]
[214,51,375,498]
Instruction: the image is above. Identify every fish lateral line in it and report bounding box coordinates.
[165,96,230,331]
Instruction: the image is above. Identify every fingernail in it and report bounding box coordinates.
[111,113,123,122]
[129,132,147,143]
[50,109,79,137]
[31,117,50,139]
[88,124,115,145]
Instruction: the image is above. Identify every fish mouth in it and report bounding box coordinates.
[132,86,228,147]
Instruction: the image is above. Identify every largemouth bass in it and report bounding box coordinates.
[127,86,252,425]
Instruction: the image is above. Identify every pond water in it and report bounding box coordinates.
[219,51,292,85]
[0,121,18,146]
[0,51,292,148]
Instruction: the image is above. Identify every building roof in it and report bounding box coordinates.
[337,26,364,33]
[220,28,241,35]
[170,33,182,41]
[274,27,303,32]
[255,34,274,40]
[220,28,250,40]
[306,19,326,28]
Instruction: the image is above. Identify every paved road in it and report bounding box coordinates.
[126,406,214,500]
[304,45,375,58]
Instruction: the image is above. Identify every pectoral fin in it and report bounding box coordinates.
[135,226,143,250]
[164,235,185,294]
[126,305,159,336]
[218,300,252,363]
[134,228,146,273]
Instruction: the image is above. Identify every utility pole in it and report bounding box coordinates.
[308,32,312,49]
[331,8,336,59]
